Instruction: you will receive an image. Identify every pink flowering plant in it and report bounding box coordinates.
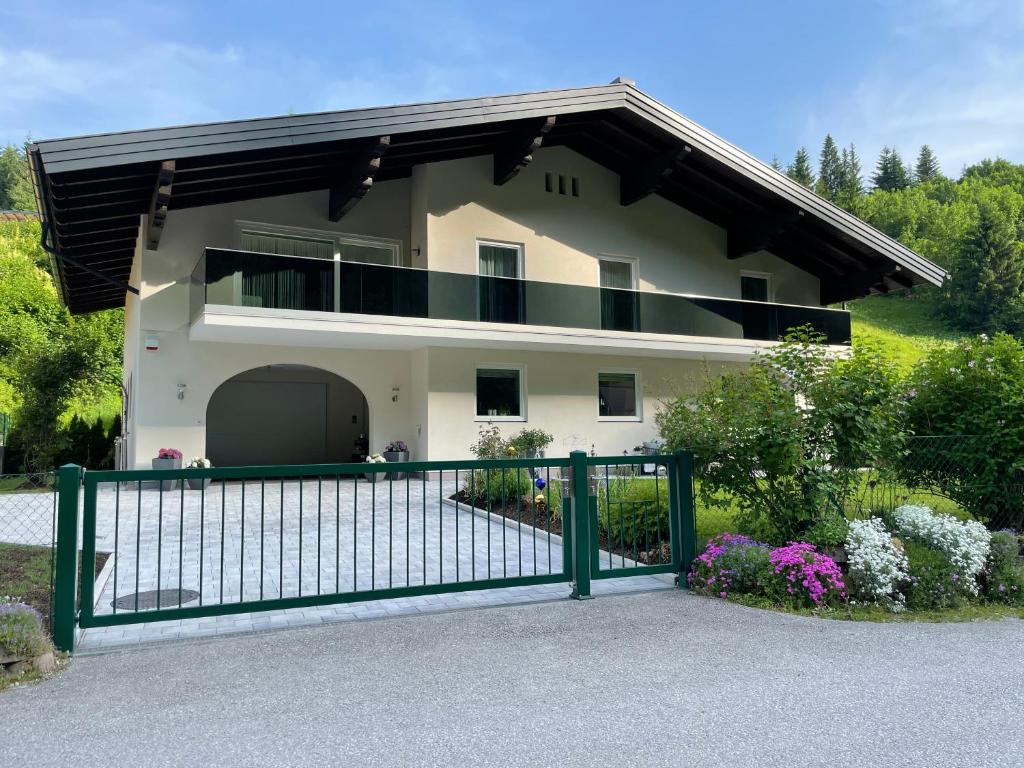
[689,533,772,599]
[764,542,847,608]
[157,448,183,460]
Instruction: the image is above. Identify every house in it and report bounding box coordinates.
[28,79,944,468]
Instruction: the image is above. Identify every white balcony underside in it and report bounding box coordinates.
[190,304,811,361]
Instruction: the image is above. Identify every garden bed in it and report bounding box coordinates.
[0,543,109,628]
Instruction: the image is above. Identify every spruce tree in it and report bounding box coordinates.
[786,147,816,188]
[944,203,1024,333]
[835,144,863,211]
[914,145,942,183]
[816,134,843,200]
[770,155,783,172]
[871,146,911,191]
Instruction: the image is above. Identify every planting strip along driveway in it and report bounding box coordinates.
[79,478,667,650]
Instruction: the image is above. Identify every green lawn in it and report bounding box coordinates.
[847,293,963,371]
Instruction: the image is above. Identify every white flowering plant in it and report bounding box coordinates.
[186,457,212,469]
[893,504,991,595]
[845,518,909,610]
[364,453,387,464]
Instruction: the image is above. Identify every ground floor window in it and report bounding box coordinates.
[598,371,640,420]
[476,366,524,420]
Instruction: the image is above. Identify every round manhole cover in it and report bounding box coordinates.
[112,589,200,611]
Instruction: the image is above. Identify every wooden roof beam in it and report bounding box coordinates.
[328,136,390,221]
[727,209,804,259]
[145,160,175,250]
[493,116,556,185]
[620,145,692,206]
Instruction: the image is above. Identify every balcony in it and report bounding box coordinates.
[190,248,851,354]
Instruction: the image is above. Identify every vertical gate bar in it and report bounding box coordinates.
[604,464,612,571]
[486,468,492,578]
[52,465,81,653]
[371,474,376,590]
[200,479,206,606]
[135,481,141,611]
[470,469,476,581]
[220,479,226,604]
[516,467,522,577]
[299,478,303,596]
[178,482,184,605]
[569,451,592,600]
[353,475,359,591]
[500,470,506,579]
[438,471,443,584]
[454,468,460,582]
[49,483,57,630]
[336,475,341,593]
[258,478,264,601]
[81,477,98,619]
[674,450,697,582]
[279,477,284,599]
[421,473,426,586]
[112,480,119,615]
[317,476,322,595]
[157,482,163,610]
[240,479,246,602]
[666,454,681,580]
[388,474,393,589]
[545,466,551,574]
[531,469,537,575]
[405,475,411,587]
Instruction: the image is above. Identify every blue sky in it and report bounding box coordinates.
[2,0,1022,175]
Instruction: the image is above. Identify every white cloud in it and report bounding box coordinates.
[801,1,1024,176]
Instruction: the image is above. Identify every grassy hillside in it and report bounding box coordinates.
[847,292,963,371]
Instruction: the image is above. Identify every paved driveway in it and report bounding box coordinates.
[4,591,1022,767]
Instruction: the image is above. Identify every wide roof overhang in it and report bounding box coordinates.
[28,80,946,314]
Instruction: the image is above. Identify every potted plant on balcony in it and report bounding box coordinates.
[152,448,183,491]
[382,440,409,479]
[185,457,213,490]
[364,453,388,482]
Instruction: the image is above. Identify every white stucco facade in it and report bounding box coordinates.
[121,145,831,468]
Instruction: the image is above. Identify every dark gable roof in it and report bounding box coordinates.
[29,81,945,314]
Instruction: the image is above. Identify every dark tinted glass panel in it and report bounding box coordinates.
[599,373,637,417]
[476,369,521,417]
[741,275,769,302]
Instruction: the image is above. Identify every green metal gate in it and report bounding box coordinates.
[52,451,695,651]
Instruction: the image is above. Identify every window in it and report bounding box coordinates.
[477,241,521,278]
[598,371,640,420]
[740,272,772,302]
[239,223,401,266]
[476,366,525,420]
[599,256,639,331]
[240,230,335,260]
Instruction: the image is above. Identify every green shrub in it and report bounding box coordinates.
[803,514,850,549]
[598,477,670,547]
[983,531,1024,604]
[507,428,553,457]
[904,542,972,610]
[0,602,50,658]
[463,467,534,505]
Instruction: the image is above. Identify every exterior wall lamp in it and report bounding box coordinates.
[392,386,400,403]
[177,383,187,401]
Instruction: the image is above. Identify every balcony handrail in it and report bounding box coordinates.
[197,246,850,315]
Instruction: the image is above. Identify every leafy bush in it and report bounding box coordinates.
[0,601,50,658]
[893,504,991,594]
[764,542,847,608]
[658,330,906,543]
[983,530,1024,604]
[689,533,772,598]
[507,429,553,457]
[845,518,909,610]
[903,333,1024,528]
[904,542,972,610]
[803,514,850,549]
[463,467,535,505]
[598,477,670,547]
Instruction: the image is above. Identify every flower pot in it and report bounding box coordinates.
[382,450,409,479]
[364,471,386,482]
[151,457,182,491]
[186,477,212,491]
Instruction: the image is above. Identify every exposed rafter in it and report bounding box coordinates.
[493,116,556,185]
[145,160,175,250]
[620,145,692,206]
[727,209,804,260]
[820,264,903,305]
[328,136,390,221]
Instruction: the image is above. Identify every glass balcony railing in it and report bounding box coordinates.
[191,247,852,345]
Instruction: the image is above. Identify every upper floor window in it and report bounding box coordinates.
[599,255,639,332]
[740,271,772,303]
[238,222,401,266]
[478,241,524,323]
[478,241,521,278]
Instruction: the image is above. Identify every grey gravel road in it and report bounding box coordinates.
[3,591,1023,768]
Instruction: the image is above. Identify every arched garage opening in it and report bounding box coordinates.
[206,364,369,466]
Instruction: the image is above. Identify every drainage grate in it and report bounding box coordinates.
[112,589,200,611]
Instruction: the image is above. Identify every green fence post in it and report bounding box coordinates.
[674,450,697,587]
[53,464,82,652]
[561,495,573,580]
[569,451,592,600]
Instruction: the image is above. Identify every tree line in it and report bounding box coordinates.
[777,138,1024,335]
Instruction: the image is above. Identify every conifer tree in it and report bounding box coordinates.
[786,147,816,188]
[816,134,843,200]
[871,146,911,191]
[835,144,863,211]
[914,145,942,183]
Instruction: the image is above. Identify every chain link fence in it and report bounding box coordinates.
[0,472,58,630]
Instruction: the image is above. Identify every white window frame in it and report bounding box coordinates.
[474,363,527,422]
[597,368,642,422]
[740,270,774,302]
[598,253,639,290]
[476,239,525,279]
